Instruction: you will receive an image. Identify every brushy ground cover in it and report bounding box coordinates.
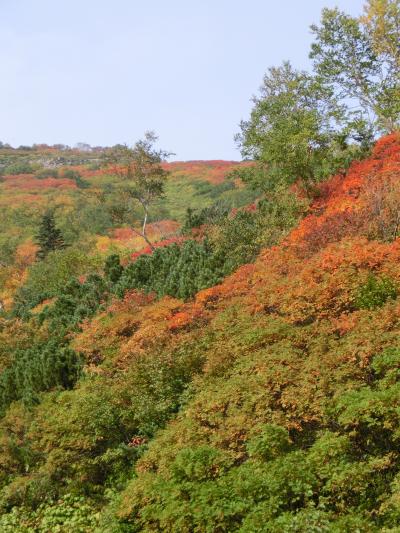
[0,155,254,310]
[0,134,399,531]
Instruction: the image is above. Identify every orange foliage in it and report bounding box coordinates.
[168,304,205,332]
[73,291,185,367]
[3,175,77,190]
[287,132,400,254]
[0,240,38,309]
[68,160,252,185]
[162,160,253,184]
[14,241,37,268]
[74,135,400,383]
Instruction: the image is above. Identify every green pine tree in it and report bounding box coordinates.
[36,211,66,260]
[104,254,124,283]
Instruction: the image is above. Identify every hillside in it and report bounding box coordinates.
[85,133,400,531]
[1,0,399,529]
[0,134,399,531]
[0,155,255,310]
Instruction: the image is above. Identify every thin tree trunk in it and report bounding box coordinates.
[131,201,155,250]
[130,224,155,250]
[141,208,155,250]
[142,209,148,240]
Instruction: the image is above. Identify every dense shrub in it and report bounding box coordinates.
[192,179,236,197]
[182,201,230,232]
[115,240,226,300]
[355,274,398,310]
[12,247,103,316]
[118,347,400,531]
[0,494,99,532]
[210,188,307,272]
[37,274,108,331]
[4,161,35,175]
[34,168,59,179]
[104,254,123,283]
[61,168,90,188]
[0,339,82,413]
[0,81,398,532]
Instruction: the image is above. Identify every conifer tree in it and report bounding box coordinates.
[36,211,66,260]
[104,254,124,283]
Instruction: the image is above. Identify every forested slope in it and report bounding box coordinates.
[0,134,399,531]
[0,155,254,310]
[0,0,399,529]
[113,133,400,531]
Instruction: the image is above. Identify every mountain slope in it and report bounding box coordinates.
[0,158,253,310]
[109,133,400,531]
[0,135,400,531]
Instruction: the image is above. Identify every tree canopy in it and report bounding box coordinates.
[237,0,399,193]
[104,132,172,249]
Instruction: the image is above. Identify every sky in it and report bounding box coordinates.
[0,0,365,160]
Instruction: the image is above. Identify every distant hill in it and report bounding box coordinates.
[0,155,255,309]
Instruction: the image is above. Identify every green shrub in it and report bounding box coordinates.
[246,425,292,461]
[62,169,90,188]
[115,240,225,301]
[0,494,99,532]
[171,446,233,483]
[119,345,400,531]
[193,179,235,198]
[182,201,230,232]
[13,247,103,316]
[0,339,82,413]
[38,274,108,331]
[34,168,59,179]
[104,254,123,284]
[4,162,35,175]
[355,274,397,310]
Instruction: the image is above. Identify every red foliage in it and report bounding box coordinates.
[73,135,400,374]
[128,436,147,448]
[67,160,253,185]
[131,236,185,260]
[113,228,137,241]
[3,175,77,190]
[162,160,253,184]
[287,133,400,255]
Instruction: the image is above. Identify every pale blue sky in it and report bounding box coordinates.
[1,0,365,160]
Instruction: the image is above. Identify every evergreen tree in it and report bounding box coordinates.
[36,211,66,260]
[0,338,82,413]
[104,254,124,283]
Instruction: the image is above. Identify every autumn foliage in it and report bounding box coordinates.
[65,136,400,379]
[1,135,400,531]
